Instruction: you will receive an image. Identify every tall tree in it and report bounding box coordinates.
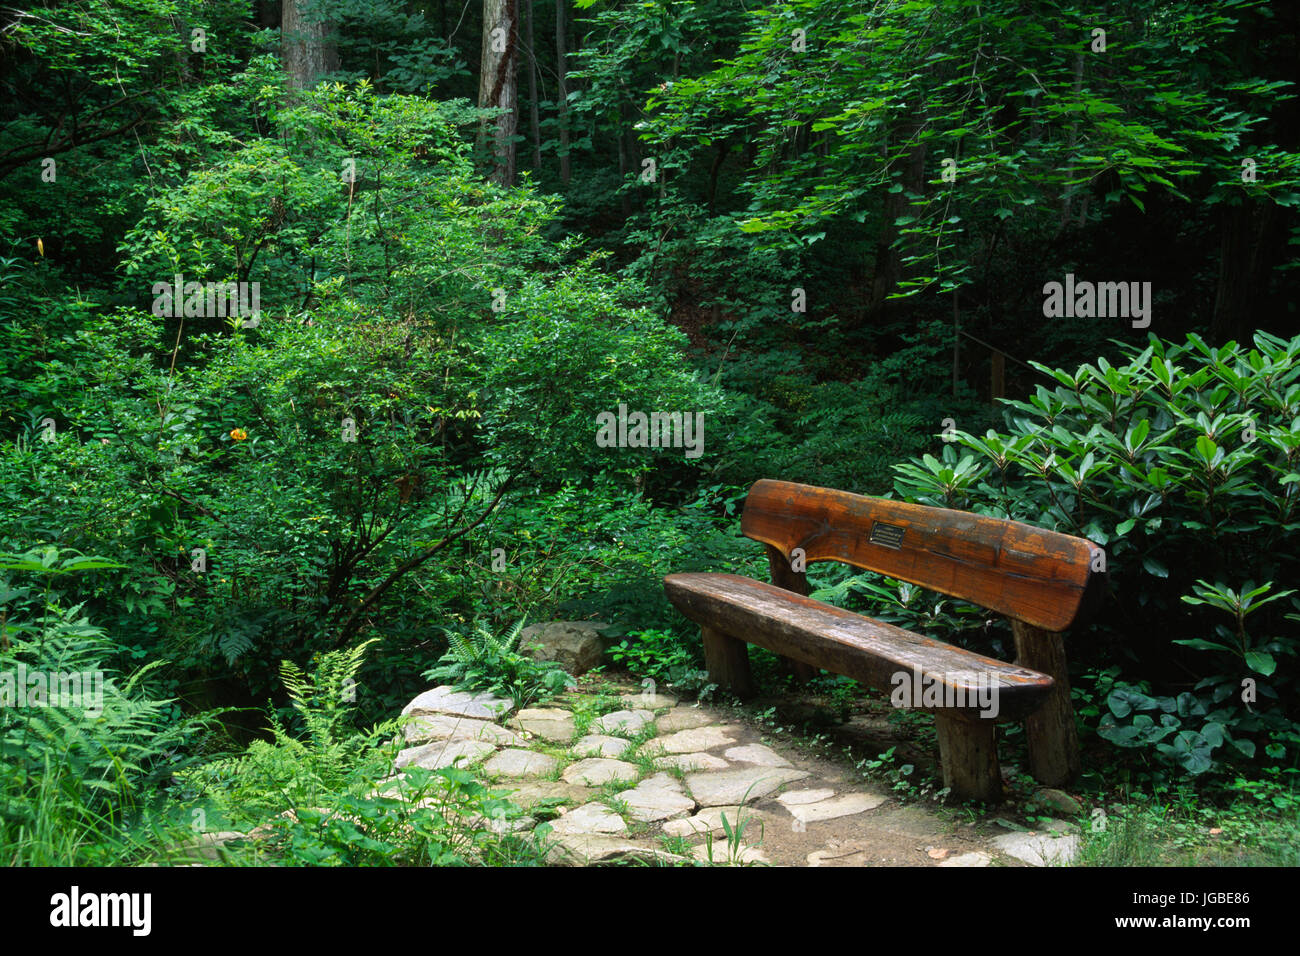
[281,0,339,91]
[479,0,519,185]
[524,0,542,170]
[555,0,571,184]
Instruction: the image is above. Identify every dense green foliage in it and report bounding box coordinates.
[894,330,1300,781]
[1,0,1296,864]
[177,638,546,865]
[0,550,220,865]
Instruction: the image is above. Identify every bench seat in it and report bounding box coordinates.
[664,572,1055,721]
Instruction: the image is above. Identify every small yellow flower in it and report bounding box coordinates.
[230,428,247,441]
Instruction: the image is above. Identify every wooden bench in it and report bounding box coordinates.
[663,479,1100,802]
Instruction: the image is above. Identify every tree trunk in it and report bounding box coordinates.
[281,0,339,91]
[555,0,571,184]
[868,119,926,320]
[1209,0,1294,343]
[1211,199,1282,343]
[1057,51,1085,234]
[175,13,193,85]
[618,100,632,218]
[951,289,960,398]
[707,138,729,215]
[524,0,541,170]
[478,0,519,186]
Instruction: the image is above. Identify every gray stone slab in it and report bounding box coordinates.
[511,707,576,742]
[777,788,836,806]
[561,758,639,787]
[571,735,632,759]
[653,752,729,773]
[394,738,496,770]
[402,686,512,720]
[497,781,594,811]
[619,692,679,710]
[647,725,736,754]
[783,792,886,823]
[620,774,696,823]
[481,748,559,778]
[662,806,750,838]
[653,708,716,732]
[402,713,526,746]
[543,833,683,866]
[723,743,791,767]
[685,766,809,806]
[546,802,628,836]
[990,820,1079,867]
[591,709,655,737]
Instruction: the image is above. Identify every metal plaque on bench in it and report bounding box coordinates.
[869,521,906,550]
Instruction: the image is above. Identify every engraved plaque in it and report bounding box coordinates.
[870,521,906,549]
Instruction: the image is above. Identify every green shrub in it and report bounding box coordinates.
[455,479,749,636]
[5,79,716,715]
[892,331,1300,779]
[609,627,716,701]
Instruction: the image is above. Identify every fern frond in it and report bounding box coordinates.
[445,628,474,663]
[501,617,528,653]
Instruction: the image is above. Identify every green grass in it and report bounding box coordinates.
[568,692,625,738]
[657,833,694,858]
[698,803,766,867]
[1076,788,1300,867]
[601,794,631,816]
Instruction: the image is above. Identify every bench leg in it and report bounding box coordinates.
[1012,622,1081,787]
[763,545,817,686]
[935,711,1002,803]
[701,626,757,699]
[777,656,818,685]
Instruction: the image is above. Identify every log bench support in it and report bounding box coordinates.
[1012,621,1081,786]
[701,626,756,699]
[664,479,1099,804]
[765,544,817,685]
[935,711,1002,804]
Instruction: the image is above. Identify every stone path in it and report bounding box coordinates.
[392,679,1082,867]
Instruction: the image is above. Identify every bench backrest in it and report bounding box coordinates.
[740,479,1097,632]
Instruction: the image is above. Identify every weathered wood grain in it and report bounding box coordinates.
[665,572,1053,720]
[740,479,1095,632]
[935,711,1002,803]
[764,543,818,685]
[701,625,757,699]
[1012,620,1082,785]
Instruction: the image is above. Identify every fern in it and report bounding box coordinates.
[423,618,575,709]
[444,628,473,664]
[172,638,551,866]
[178,637,400,819]
[216,626,255,665]
[0,550,223,865]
